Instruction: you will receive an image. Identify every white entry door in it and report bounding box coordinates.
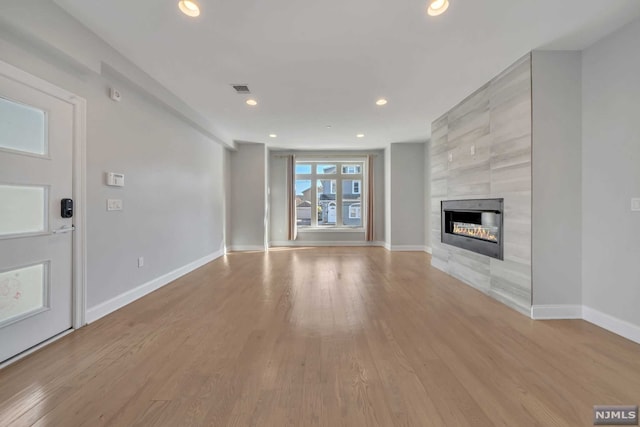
[0,69,74,363]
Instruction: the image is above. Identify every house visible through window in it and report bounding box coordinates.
[295,159,365,228]
[352,180,360,194]
[342,165,361,174]
[349,203,361,219]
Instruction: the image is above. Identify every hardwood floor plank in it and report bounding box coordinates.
[0,248,639,426]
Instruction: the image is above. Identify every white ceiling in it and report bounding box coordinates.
[55,0,640,150]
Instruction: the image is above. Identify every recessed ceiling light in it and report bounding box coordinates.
[356,134,365,138]
[246,99,258,106]
[376,98,388,106]
[427,0,449,16]
[269,134,277,138]
[178,0,201,17]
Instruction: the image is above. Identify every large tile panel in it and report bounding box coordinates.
[430,53,532,315]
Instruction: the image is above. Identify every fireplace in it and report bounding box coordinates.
[441,199,504,260]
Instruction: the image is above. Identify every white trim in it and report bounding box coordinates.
[270,241,385,248]
[227,245,267,252]
[86,250,224,323]
[583,306,640,345]
[71,96,87,328]
[383,241,391,251]
[530,305,582,320]
[0,328,73,370]
[298,227,365,233]
[424,246,432,254]
[0,60,88,328]
[390,245,427,252]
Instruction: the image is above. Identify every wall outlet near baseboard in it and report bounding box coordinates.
[138,257,144,268]
[631,198,640,211]
[107,199,123,211]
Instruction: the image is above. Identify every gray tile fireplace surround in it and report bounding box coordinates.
[430,54,532,315]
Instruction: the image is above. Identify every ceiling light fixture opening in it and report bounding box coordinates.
[246,99,258,106]
[269,134,277,138]
[178,0,201,17]
[376,98,388,106]
[356,134,365,138]
[427,0,449,16]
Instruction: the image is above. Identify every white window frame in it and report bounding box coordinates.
[295,158,365,229]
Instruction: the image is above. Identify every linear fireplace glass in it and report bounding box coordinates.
[441,199,504,260]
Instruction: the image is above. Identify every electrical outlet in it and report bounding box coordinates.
[138,257,144,268]
[470,145,476,156]
[632,198,640,212]
[448,152,453,162]
[109,87,122,102]
[107,199,123,211]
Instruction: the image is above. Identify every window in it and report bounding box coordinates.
[317,164,336,174]
[342,165,361,174]
[351,180,360,194]
[349,203,361,219]
[295,158,366,229]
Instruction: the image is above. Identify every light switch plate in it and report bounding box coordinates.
[106,172,125,187]
[470,145,475,156]
[107,199,123,211]
[632,198,640,212]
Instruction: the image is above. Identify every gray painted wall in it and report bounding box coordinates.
[384,146,392,245]
[389,143,426,247]
[424,141,432,251]
[224,148,232,250]
[531,51,582,306]
[229,142,267,250]
[268,150,385,244]
[268,154,287,243]
[582,18,640,327]
[0,1,226,309]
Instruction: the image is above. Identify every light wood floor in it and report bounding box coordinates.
[1,248,639,426]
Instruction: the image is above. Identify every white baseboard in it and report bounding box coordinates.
[583,306,640,345]
[530,305,582,320]
[529,305,640,344]
[227,245,266,252]
[424,246,432,254]
[269,241,385,247]
[86,249,224,323]
[383,242,391,251]
[390,245,428,252]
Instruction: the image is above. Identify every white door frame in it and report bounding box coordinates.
[0,59,87,330]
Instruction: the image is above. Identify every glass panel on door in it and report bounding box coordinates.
[0,96,47,156]
[0,263,48,327]
[0,184,47,236]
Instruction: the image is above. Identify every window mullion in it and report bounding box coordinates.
[312,170,318,227]
[336,176,343,227]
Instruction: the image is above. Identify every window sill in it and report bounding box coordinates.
[298,227,365,233]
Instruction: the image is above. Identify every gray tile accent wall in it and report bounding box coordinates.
[431,54,532,315]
